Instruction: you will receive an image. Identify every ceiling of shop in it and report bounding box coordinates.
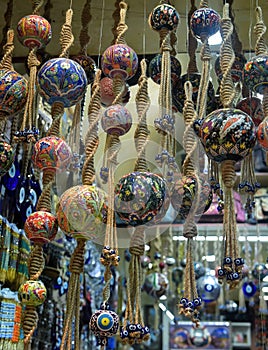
[1,0,268,71]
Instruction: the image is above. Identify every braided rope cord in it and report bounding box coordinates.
[59,9,74,59]
[0,28,14,71]
[187,0,198,74]
[79,0,92,54]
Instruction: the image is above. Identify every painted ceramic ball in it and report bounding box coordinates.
[195,174,213,216]
[143,272,169,298]
[236,97,264,126]
[72,54,96,84]
[171,328,190,348]
[0,69,28,117]
[194,108,256,163]
[17,15,52,49]
[149,54,181,86]
[211,327,230,349]
[257,119,268,150]
[18,280,47,306]
[0,141,15,177]
[172,73,216,114]
[101,44,138,80]
[90,309,119,338]
[190,8,221,41]
[196,274,221,302]
[189,326,211,347]
[57,185,108,240]
[171,174,197,220]
[244,54,268,94]
[37,58,87,107]
[100,77,130,107]
[32,136,72,172]
[101,104,132,136]
[114,172,166,226]
[149,4,180,31]
[215,53,247,82]
[24,211,58,244]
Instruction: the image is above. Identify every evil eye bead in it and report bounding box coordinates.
[217,268,226,277]
[223,257,232,265]
[234,258,244,266]
[180,297,188,306]
[127,324,137,332]
[120,327,129,339]
[232,272,240,280]
[97,312,114,331]
[193,297,202,307]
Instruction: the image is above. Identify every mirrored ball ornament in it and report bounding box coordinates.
[101,104,132,136]
[101,44,138,80]
[57,185,108,241]
[24,211,58,244]
[114,172,166,226]
[18,280,47,306]
[37,58,88,107]
[149,4,180,31]
[190,8,221,41]
[196,274,221,302]
[17,15,52,49]
[0,69,28,117]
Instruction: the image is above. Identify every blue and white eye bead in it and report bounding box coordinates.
[234,258,244,266]
[97,311,114,331]
[223,257,232,265]
[127,324,137,332]
[217,268,226,277]
[120,327,129,339]
[180,297,188,307]
[187,301,195,311]
[136,324,142,330]
[232,272,240,280]
[193,297,202,307]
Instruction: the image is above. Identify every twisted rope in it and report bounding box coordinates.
[134,59,150,172]
[36,169,55,211]
[220,4,236,109]
[28,244,45,280]
[254,6,267,56]
[23,306,39,346]
[59,9,74,58]
[187,0,198,74]
[79,0,92,54]
[0,0,13,57]
[0,29,14,70]
[115,1,128,45]
[47,102,64,137]
[82,69,102,185]
[32,0,44,15]
[199,0,208,8]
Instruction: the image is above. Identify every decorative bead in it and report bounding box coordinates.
[149,54,181,86]
[172,73,216,114]
[0,140,15,177]
[149,4,180,31]
[234,258,244,266]
[190,8,221,41]
[242,281,257,298]
[193,297,202,308]
[194,108,256,163]
[24,211,58,244]
[101,104,132,136]
[223,257,232,265]
[100,77,130,107]
[143,272,169,298]
[32,136,72,172]
[57,185,108,240]
[89,309,119,338]
[0,69,28,117]
[71,54,96,84]
[17,15,52,49]
[37,58,88,107]
[18,280,47,306]
[211,327,230,348]
[101,44,138,80]
[114,171,166,226]
[244,54,268,94]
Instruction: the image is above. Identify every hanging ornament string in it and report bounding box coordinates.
[0,28,14,71]
[187,0,198,74]
[179,81,202,327]
[79,0,91,54]
[120,59,151,346]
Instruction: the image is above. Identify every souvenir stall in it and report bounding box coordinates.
[0,0,268,349]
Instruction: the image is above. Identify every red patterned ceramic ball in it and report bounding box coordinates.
[32,136,72,172]
[257,119,268,151]
[24,211,58,244]
[0,140,15,177]
[18,280,47,306]
[236,97,264,127]
[17,15,52,49]
[101,44,138,80]
[190,8,221,41]
[101,104,132,136]
[0,69,28,117]
[149,4,180,31]
[100,77,130,107]
[57,185,108,241]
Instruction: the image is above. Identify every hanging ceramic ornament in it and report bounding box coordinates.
[142,271,169,298]
[149,3,179,31]
[196,273,221,303]
[100,77,130,107]
[72,54,96,85]
[101,103,132,136]
[211,327,230,349]
[215,53,246,83]
[236,97,264,127]
[0,139,15,177]
[148,53,181,86]
[190,7,220,41]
